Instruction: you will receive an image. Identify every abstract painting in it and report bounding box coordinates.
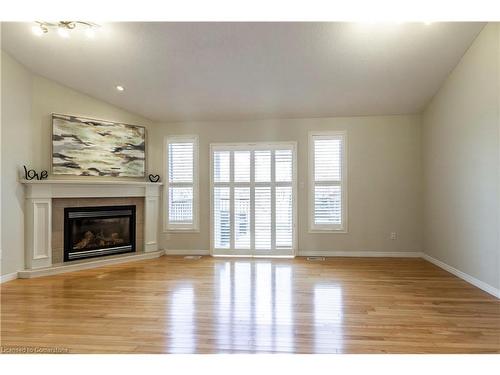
[52,114,146,177]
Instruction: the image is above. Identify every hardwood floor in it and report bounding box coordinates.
[1,256,499,354]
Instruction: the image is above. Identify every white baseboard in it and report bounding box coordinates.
[164,249,210,256]
[165,250,423,258]
[0,272,18,284]
[298,250,423,258]
[18,250,165,279]
[421,253,500,299]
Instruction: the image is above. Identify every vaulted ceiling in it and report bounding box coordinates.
[1,22,485,122]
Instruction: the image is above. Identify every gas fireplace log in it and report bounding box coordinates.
[74,231,95,249]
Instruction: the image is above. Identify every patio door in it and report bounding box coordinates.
[210,143,296,257]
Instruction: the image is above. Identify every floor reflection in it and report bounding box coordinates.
[216,262,231,349]
[169,284,195,353]
[234,262,252,349]
[274,265,294,352]
[214,260,295,353]
[167,259,345,353]
[314,285,343,353]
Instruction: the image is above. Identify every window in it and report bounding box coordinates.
[165,135,198,231]
[211,143,296,256]
[309,131,347,231]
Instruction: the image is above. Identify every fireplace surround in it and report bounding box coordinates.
[64,205,136,261]
[21,179,162,271]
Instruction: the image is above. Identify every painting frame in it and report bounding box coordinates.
[51,113,147,178]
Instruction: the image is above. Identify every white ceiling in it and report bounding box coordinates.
[1,22,485,122]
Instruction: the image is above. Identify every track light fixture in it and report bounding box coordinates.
[31,21,100,38]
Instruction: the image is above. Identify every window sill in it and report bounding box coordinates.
[163,229,200,234]
[308,229,348,234]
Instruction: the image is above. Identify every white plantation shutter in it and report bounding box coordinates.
[254,150,272,250]
[169,142,193,183]
[234,187,251,249]
[214,186,230,248]
[169,187,193,222]
[234,151,251,182]
[166,136,198,230]
[314,139,341,182]
[275,186,293,247]
[310,132,346,231]
[254,150,271,182]
[275,149,293,182]
[254,186,271,249]
[212,144,296,255]
[213,150,230,183]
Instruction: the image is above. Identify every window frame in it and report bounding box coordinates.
[164,135,199,232]
[209,142,297,256]
[308,130,348,233]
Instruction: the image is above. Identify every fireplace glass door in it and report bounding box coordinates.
[64,205,136,261]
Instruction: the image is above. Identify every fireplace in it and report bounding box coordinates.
[64,205,136,261]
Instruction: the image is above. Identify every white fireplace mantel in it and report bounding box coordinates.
[21,179,163,270]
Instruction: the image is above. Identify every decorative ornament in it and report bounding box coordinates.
[148,174,160,183]
[23,166,49,180]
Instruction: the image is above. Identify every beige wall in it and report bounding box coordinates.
[0,51,153,276]
[149,115,422,255]
[422,23,500,289]
[1,51,33,276]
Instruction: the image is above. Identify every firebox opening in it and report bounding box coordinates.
[64,205,136,261]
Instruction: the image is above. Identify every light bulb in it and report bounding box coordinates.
[31,25,44,37]
[58,26,70,38]
[116,85,125,92]
[85,28,95,39]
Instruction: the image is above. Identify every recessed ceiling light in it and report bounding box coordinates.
[116,85,125,92]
